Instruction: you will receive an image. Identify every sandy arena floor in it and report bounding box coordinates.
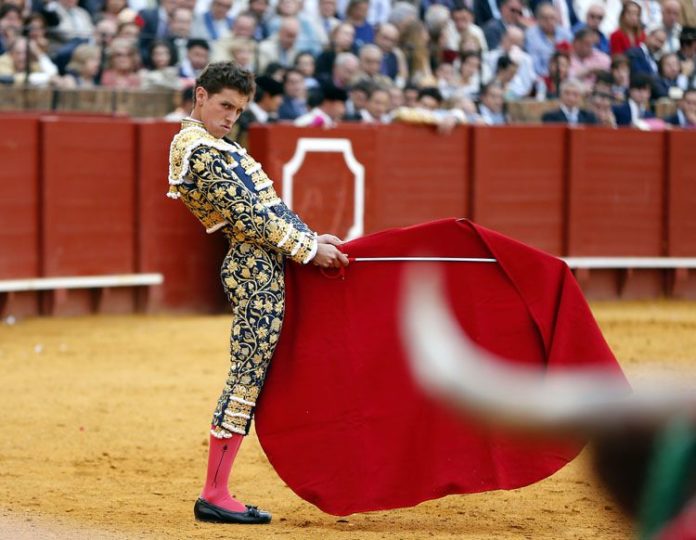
[1,301,695,539]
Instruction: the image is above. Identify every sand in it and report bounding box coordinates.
[1,301,695,539]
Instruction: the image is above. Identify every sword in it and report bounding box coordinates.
[348,257,497,263]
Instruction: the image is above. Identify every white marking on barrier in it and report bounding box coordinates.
[0,273,164,292]
[282,138,365,240]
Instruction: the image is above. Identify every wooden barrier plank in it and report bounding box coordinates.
[667,130,696,298]
[0,116,41,316]
[370,123,469,232]
[568,128,666,298]
[41,117,137,314]
[472,125,566,255]
[136,120,228,313]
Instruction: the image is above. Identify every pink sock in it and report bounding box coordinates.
[200,431,246,512]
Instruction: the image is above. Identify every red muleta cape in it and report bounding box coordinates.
[255,218,627,516]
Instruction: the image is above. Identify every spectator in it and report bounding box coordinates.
[49,0,94,43]
[661,0,682,54]
[450,1,488,53]
[365,0,390,27]
[436,61,459,98]
[482,0,524,50]
[267,0,323,55]
[388,85,404,109]
[610,1,645,55]
[345,0,374,49]
[294,81,348,127]
[258,16,300,72]
[677,26,696,86]
[454,51,486,99]
[278,67,308,119]
[179,38,209,81]
[542,78,597,124]
[212,36,256,69]
[571,3,609,54]
[540,50,570,98]
[0,35,59,85]
[138,0,176,44]
[116,17,142,42]
[612,73,655,125]
[101,37,141,88]
[0,5,22,55]
[424,4,458,63]
[655,52,689,97]
[141,39,180,90]
[399,20,435,85]
[165,85,194,121]
[664,86,696,127]
[474,0,499,28]
[97,0,128,24]
[374,23,408,87]
[568,26,610,89]
[344,78,370,118]
[26,12,52,57]
[625,24,666,78]
[588,91,617,126]
[477,81,507,124]
[525,3,573,76]
[403,83,419,106]
[387,1,418,33]
[492,54,518,97]
[63,43,100,87]
[487,26,535,98]
[210,14,258,61]
[321,50,359,88]
[294,51,319,88]
[610,54,630,99]
[315,22,355,76]
[356,42,392,86]
[529,0,579,32]
[191,0,234,43]
[263,61,288,80]
[232,74,284,144]
[166,8,194,65]
[360,84,391,122]
[248,0,271,41]
[313,0,340,47]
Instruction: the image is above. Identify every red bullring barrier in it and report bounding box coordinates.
[1,117,695,315]
[0,116,41,317]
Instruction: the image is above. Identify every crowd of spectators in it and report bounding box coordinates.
[1,0,695,129]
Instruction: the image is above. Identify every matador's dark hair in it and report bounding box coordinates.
[194,62,256,102]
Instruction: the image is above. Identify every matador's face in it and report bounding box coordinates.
[194,86,250,138]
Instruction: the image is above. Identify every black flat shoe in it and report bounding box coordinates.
[193,497,272,524]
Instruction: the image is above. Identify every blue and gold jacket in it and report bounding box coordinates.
[167,118,317,265]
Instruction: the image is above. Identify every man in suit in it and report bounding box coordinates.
[612,73,656,126]
[542,78,597,124]
[482,0,524,50]
[625,24,666,77]
[529,0,578,32]
[257,16,300,72]
[139,0,177,55]
[665,86,696,127]
[191,0,235,43]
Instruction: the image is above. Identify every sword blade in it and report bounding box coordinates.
[351,257,497,263]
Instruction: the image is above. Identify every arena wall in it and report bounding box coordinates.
[1,116,694,316]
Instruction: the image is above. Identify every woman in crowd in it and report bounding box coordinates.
[399,19,434,86]
[315,22,355,75]
[453,50,486,100]
[0,35,60,86]
[64,43,101,87]
[141,39,180,90]
[294,50,319,88]
[540,50,570,99]
[100,37,141,88]
[655,52,688,98]
[610,1,644,55]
